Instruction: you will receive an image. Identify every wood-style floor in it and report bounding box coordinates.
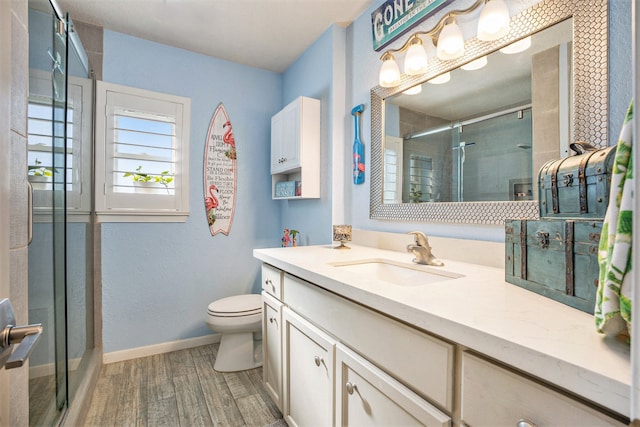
[83,343,282,427]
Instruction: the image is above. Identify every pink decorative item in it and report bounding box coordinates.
[281,228,292,247]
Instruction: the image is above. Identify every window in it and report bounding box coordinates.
[28,69,92,215]
[408,154,433,203]
[383,136,403,204]
[95,81,191,222]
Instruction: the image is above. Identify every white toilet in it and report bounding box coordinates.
[206,294,263,372]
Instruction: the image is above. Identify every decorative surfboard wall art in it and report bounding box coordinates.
[204,103,237,236]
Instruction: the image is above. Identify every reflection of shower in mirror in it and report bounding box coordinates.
[452,142,476,202]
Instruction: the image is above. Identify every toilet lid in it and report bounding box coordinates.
[208,294,262,317]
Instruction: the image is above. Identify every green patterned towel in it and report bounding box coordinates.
[595,100,634,338]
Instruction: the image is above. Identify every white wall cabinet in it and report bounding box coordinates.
[283,308,335,427]
[270,96,320,199]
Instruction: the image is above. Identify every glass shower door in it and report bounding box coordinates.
[27,6,68,425]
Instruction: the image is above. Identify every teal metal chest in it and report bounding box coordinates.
[505,219,602,314]
[538,146,615,219]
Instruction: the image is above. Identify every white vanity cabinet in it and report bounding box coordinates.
[460,352,625,427]
[336,344,450,427]
[270,96,320,199]
[261,264,284,410]
[283,307,336,427]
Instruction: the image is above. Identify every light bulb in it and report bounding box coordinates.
[477,0,510,41]
[428,72,451,85]
[379,54,401,88]
[461,55,488,71]
[404,39,428,75]
[500,36,531,54]
[437,20,465,60]
[403,85,422,95]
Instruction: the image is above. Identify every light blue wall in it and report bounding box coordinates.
[101,31,282,353]
[278,26,338,246]
[98,0,631,353]
[345,0,633,242]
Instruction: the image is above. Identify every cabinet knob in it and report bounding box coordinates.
[269,317,278,327]
[517,419,537,427]
[314,356,322,367]
[345,382,356,395]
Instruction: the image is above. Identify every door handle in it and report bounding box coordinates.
[0,299,43,369]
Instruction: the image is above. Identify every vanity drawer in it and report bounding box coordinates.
[284,274,454,412]
[460,352,625,426]
[262,264,283,299]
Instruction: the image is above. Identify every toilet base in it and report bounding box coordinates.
[214,332,263,372]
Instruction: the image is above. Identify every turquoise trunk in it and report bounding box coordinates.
[538,146,615,219]
[505,219,602,314]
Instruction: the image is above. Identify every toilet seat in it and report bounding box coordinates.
[207,294,261,317]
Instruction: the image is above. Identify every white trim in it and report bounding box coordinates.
[94,80,191,220]
[103,334,221,364]
[95,213,189,223]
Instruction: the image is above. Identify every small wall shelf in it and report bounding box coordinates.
[271,96,320,200]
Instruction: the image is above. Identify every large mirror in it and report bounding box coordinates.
[370,0,607,224]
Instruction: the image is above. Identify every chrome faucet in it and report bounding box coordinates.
[407,231,444,266]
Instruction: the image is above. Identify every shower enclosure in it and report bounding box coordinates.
[398,106,533,203]
[27,2,96,425]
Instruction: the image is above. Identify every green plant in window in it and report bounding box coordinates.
[28,158,56,177]
[124,165,174,188]
[409,186,423,203]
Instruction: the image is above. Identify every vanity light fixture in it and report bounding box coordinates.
[379,52,401,87]
[477,0,511,41]
[460,55,488,71]
[500,36,531,54]
[436,18,465,60]
[376,0,511,89]
[403,35,429,75]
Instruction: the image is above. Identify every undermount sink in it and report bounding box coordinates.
[330,258,463,286]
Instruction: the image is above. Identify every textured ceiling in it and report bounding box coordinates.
[51,0,374,73]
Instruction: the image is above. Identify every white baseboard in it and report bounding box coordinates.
[103,334,221,364]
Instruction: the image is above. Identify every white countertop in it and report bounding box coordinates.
[254,244,631,417]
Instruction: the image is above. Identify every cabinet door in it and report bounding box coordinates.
[262,292,283,411]
[461,352,626,426]
[335,344,451,427]
[279,101,300,171]
[283,307,335,427]
[270,111,284,174]
[270,101,300,174]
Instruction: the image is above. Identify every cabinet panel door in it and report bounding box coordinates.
[262,292,283,411]
[280,102,300,170]
[270,111,284,174]
[283,308,335,427]
[461,352,625,427]
[336,344,450,427]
